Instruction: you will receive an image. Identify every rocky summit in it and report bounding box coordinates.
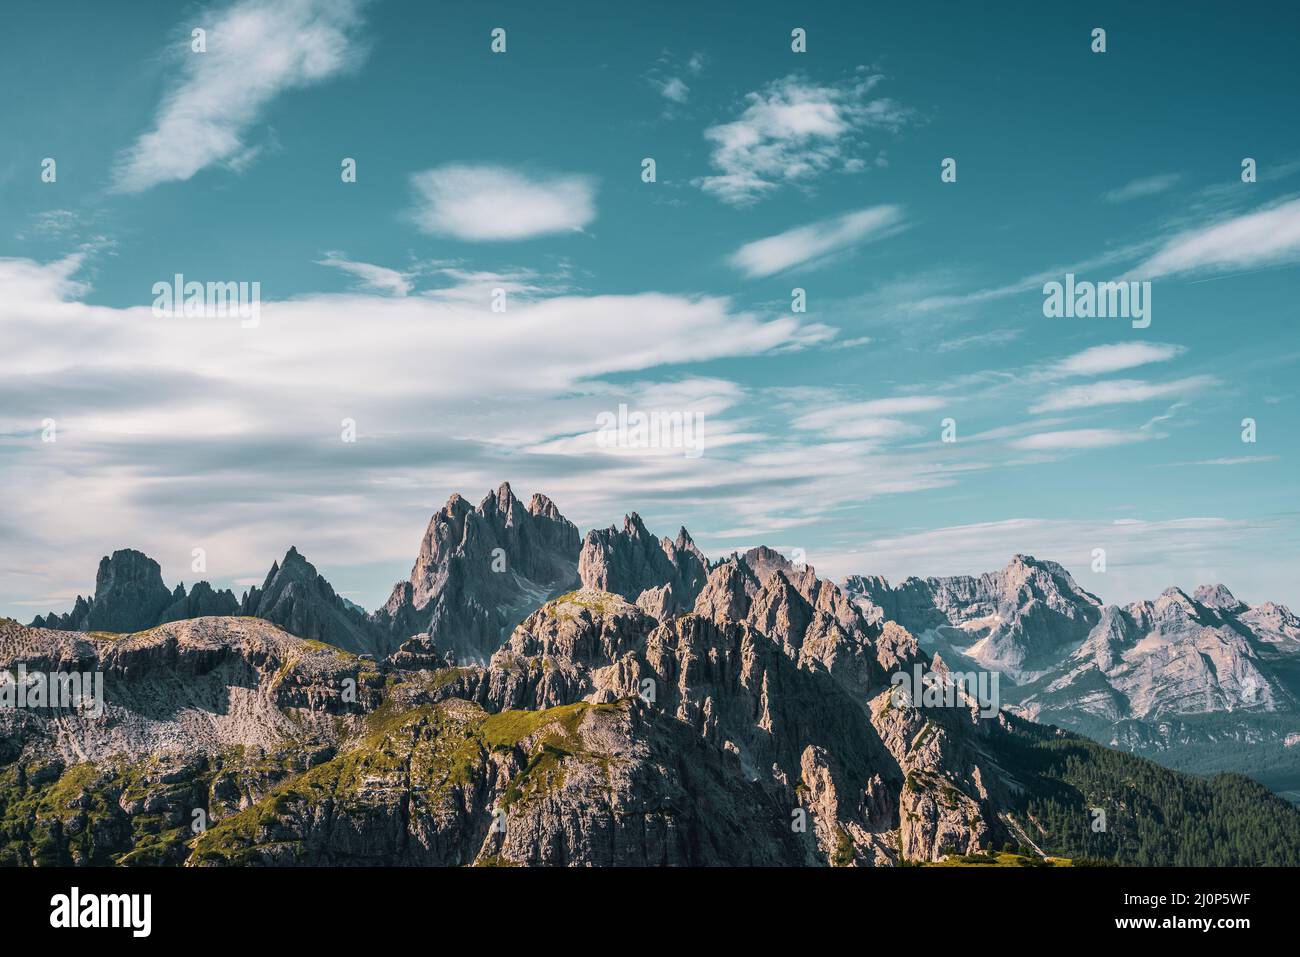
[6,490,1300,867]
[31,549,239,634]
[373,483,582,664]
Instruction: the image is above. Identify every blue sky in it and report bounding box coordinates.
[3,0,1299,620]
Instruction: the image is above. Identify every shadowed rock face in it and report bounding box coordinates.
[579,514,708,614]
[31,549,237,634]
[240,547,385,656]
[373,483,582,663]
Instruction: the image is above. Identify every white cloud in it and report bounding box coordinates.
[659,77,689,103]
[1137,197,1300,278]
[1102,173,1181,204]
[695,74,909,205]
[409,165,596,241]
[1047,342,1185,377]
[0,252,838,614]
[114,0,366,193]
[1011,428,1152,450]
[728,205,904,278]
[1030,375,1216,413]
[793,395,945,441]
[1166,456,1279,467]
[17,209,79,241]
[316,252,411,296]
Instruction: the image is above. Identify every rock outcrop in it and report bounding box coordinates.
[240,547,385,656]
[31,549,237,633]
[579,515,708,614]
[372,483,581,662]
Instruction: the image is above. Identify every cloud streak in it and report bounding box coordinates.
[1102,173,1181,204]
[114,0,367,193]
[316,252,411,296]
[728,205,904,278]
[1011,428,1152,451]
[1046,342,1185,378]
[1137,197,1300,278]
[1030,375,1217,413]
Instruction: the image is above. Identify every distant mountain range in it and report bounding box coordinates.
[6,484,1299,866]
[844,557,1300,800]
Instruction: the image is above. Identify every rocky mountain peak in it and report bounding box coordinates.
[374,486,581,661]
[85,549,174,632]
[528,492,561,519]
[1192,583,1247,613]
[240,547,384,655]
[844,554,1103,682]
[622,512,651,537]
[482,481,523,524]
[30,548,238,634]
[1153,587,1200,620]
[579,512,708,614]
[742,544,800,583]
[692,558,756,622]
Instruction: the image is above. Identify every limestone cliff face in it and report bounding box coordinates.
[373,483,581,663]
[447,568,999,865]
[578,514,708,614]
[241,547,386,656]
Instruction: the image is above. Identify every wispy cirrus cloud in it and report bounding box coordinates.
[1046,342,1186,377]
[728,205,904,278]
[695,73,910,205]
[1136,196,1300,278]
[114,0,367,193]
[408,165,596,241]
[1030,375,1218,413]
[792,395,945,441]
[1011,428,1153,451]
[316,251,411,296]
[1102,173,1181,204]
[1160,456,1280,467]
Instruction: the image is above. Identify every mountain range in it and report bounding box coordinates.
[845,556,1300,800]
[5,484,1299,866]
